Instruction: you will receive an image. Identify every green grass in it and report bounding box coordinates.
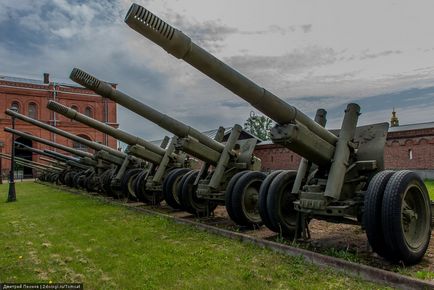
[425,180,434,200]
[0,182,380,289]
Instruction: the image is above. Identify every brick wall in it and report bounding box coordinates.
[254,128,434,171]
[0,77,118,174]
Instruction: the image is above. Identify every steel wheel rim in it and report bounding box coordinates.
[241,179,261,222]
[401,184,429,250]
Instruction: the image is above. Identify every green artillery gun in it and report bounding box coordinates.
[3,127,107,191]
[69,69,264,227]
[123,3,432,264]
[47,101,193,206]
[0,152,62,182]
[14,141,88,185]
[5,109,148,198]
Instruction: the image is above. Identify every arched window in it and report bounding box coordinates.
[11,101,20,113]
[73,134,92,152]
[28,102,38,119]
[84,106,93,118]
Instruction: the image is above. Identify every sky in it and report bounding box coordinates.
[1,0,434,141]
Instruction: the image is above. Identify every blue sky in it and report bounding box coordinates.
[1,0,434,140]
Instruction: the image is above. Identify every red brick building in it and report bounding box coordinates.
[254,113,434,178]
[0,73,118,176]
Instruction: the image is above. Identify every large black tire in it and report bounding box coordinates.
[180,170,217,216]
[120,168,144,200]
[132,170,163,204]
[229,171,266,227]
[102,169,117,197]
[382,170,432,265]
[266,170,298,236]
[363,170,395,258]
[162,168,191,209]
[225,171,250,223]
[259,170,284,232]
[133,170,148,201]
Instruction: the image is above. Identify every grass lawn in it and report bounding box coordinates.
[425,179,434,200]
[0,182,379,289]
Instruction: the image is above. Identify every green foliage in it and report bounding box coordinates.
[243,112,273,141]
[0,182,378,289]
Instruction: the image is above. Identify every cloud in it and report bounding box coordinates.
[1,0,434,143]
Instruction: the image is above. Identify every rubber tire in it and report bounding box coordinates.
[230,171,266,227]
[120,168,144,200]
[363,170,395,258]
[382,170,432,265]
[163,168,192,209]
[259,170,284,232]
[225,171,250,223]
[266,170,298,236]
[180,170,217,216]
[133,170,148,202]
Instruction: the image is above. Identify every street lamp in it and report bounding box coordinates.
[0,141,4,185]
[7,106,18,202]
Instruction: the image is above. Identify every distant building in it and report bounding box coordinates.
[254,109,434,178]
[0,73,118,177]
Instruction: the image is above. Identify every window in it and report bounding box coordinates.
[84,106,93,118]
[73,134,92,152]
[11,101,20,113]
[28,102,38,119]
[408,149,413,160]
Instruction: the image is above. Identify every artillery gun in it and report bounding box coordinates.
[69,68,264,227]
[47,101,193,207]
[0,152,62,182]
[5,109,148,198]
[3,128,106,191]
[123,3,432,264]
[14,141,88,185]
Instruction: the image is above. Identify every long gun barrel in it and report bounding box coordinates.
[47,101,166,160]
[14,142,79,169]
[6,109,125,159]
[0,153,62,171]
[123,4,338,165]
[4,128,93,159]
[43,149,80,163]
[15,142,67,166]
[69,69,224,154]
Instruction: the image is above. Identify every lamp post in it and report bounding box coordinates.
[7,106,18,202]
[0,141,4,184]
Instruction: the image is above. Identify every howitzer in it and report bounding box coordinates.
[124,3,432,264]
[15,141,90,185]
[16,142,68,169]
[69,68,263,227]
[0,153,63,172]
[6,109,149,197]
[4,128,104,190]
[0,152,62,183]
[48,101,194,207]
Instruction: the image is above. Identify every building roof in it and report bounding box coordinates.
[0,74,116,89]
[388,121,434,133]
[0,74,79,87]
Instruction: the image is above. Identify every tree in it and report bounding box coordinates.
[243,111,273,141]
